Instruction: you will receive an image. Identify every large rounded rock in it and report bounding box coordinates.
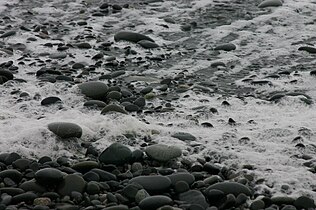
[167,172,195,186]
[258,0,282,8]
[41,96,62,106]
[99,143,132,165]
[78,81,108,100]
[0,69,14,81]
[130,175,171,192]
[139,195,172,210]
[294,196,315,209]
[179,190,208,209]
[145,144,182,162]
[57,174,86,196]
[114,31,154,43]
[206,182,252,196]
[0,169,23,183]
[48,122,82,138]
[35,168,64,185]
[11,192,37,204]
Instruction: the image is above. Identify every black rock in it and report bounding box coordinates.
[77,43,92,49]
[114,31,154,43]
[130,175,171,192]
[179,190,208,209]
[99,142,132,165]
[101,104,128,114]
[205,189,226,206]
[57,174,86,196]
[11,192,37,204]
[78,81,108,100]
[84,100,107,108]
[138,40,159,49]
[48,122,82,138]
[91,169,117,181]
[72,161,99,173]
[145,144,182,162]
[206,182,252,196]
[0,31,16,38]
[0,187,24,196]
[83,171,100,182]
[34,168,64,185]
[172,132,196,141]
[12,158,31,171]
[0,69,14,81]
[86,181,100,195]
[19,179,46,193]
[167,172,195,186]
[293,196,315,209]
[139,195,172,210]
[0,169,22,183]
[214,43,236,51]
[41,96,62,106]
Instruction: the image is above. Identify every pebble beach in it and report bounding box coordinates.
[1,0,316,209]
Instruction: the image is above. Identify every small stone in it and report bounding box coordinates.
[174,181,189,193]
[0,31,16,38]
[84,100,106,108]
[299,46,316,54]
[77,43,91,49]
[206,189,226,206]
[107,91,122,100]
[0,169,23,183]
[167,172,195,186]
[86,181,100,195]
[33,197,51,206]
[49,52,67,59]
[48,122,82,138]
[11,192,37,204]
[72,161,99,173]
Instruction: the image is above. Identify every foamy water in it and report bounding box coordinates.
[1,0,316,199]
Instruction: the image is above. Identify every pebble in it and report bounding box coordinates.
[179,190,208,209]
[298,46,316,53]
[138,40,159,49]
[214,43,236,51]
[0,31,16,38]
[48,122,82,138]
[84,100,107,108]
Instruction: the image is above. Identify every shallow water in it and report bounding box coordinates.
[1,0,316,199]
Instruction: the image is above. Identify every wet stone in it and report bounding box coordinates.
[172,132,196,141]
[139,195,173,210]
[101,104,128,114]
[48,122,82,138]
[57,174,86,196]
[206,182,252,196]
[145,144,182,162]
[179,190,208,209]
[114,31,154,43]
[99,142,132,165]
[41,96,62,106]
[214,43,236,51]
[84,100,106,108]
[258,0,283,8]
[78,81,108,100]
[130,175,171,192]
[35,168,64,186]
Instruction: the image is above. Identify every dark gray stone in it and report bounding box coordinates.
[48,122,82,138]
[78,81,108,100]
[206,182,252,196]
[172,132,196,141]
[35,168,64,185]
[139,195,172,210]
[145,144,182,162]
[99,142,132,165]
[41,97,62,106]
[114,31,154,43]
[167,172,195,186]
[258,0,282,8]
[130,175,171,192]
[57,174,86,196]
[179,190,208,209]
[101,104,128,114]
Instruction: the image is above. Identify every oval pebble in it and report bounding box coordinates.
[139,195,172,210]
[130,175,171,192]
[114,31,154,43]
[48,122,82,138]
[258,0,282,8]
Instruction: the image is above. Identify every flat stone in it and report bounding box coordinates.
[145,144,182,162]
[72,161,99,173]
[138,40,159,49]
[48,122,82,138]
[172,132,196,141]
[130,175,171,192]
[139,195,173,210]
[11,192,37,204]
[84,100,107,108]
[78,81,108,100]
[49,52,67,59]
[214,43,236,51]
[99,142,132,165]
[258,0,282,8]
[20,179,46,193]
[114,31,154,43]
[206,182,252,196]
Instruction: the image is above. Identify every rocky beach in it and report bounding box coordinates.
[0,0,316,209]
